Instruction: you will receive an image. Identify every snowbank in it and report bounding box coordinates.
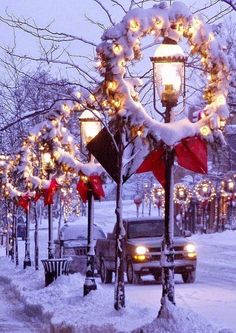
[0,233,235,333]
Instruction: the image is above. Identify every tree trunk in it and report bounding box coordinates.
[34,204,39,270]
[114,126,125,311]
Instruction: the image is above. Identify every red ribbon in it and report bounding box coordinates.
[43,179,59,205]
[137,136,207,187]
[34,191,41,202]
[77,175,105,203]
[17,194,31,212]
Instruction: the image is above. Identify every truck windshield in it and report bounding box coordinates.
[127,220,181,239]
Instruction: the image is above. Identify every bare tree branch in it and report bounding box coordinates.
[221,0,236,10]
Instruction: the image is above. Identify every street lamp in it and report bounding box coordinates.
[42,151,55,259]
[79,109,102,296]
[23,196,32,268]
[174,183,192,233]
[151,36,186,309]
[221,177,236,228]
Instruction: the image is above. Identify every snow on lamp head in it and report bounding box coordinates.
[151,37,186,108]
[79,109,102,145]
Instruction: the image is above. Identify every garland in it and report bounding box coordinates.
[90,1,231,145]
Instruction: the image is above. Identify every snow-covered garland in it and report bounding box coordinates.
[93,1,231,145]
[16,102,103,195]
[194,179,216,203]
[0,154,25,201]
[219,176,236,202]
[174,183,192,205]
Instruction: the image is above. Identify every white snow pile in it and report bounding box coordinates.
[0,253,233,333]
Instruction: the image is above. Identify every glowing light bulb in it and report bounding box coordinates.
[76,91,81,99]
[107,81,118,92]
[112,43,123,55]
[202,185,208,193]
[113,98,121,108]
[129,19,140,32]
[62,104,70,113]
[53,151,61,160]
[200,125,211,137]
[89,94,96,102]
[153,17,163,29]
[118,59,126,67]
[216,94,226,106]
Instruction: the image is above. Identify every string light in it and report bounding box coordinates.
[200,125,211,137]
[194,179,216,203]
[112,43,123,55]
[129,19,140,32]
[107,81,118,92]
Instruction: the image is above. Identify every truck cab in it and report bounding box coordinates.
[96,217,197,284]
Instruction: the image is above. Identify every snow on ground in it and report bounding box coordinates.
[0,200,235,333]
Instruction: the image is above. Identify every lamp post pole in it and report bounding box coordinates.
[47,170,54,259]
[23,203,32,268]
[83,171,97,296]
[114,128,125,310]
[79,109,101,296]
[151,35,186,312]
[160,105,175,309]
[42,152,55,260]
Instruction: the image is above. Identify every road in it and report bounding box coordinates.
[124,233,236,332]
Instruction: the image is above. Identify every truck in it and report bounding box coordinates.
[95,217,197,284]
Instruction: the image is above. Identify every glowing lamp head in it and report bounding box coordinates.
[179,189,185,198]
[42,152,51,165]
[79,109,102,145]
[202,185,208,193]
[227,179,235,192]
[151,38,186,107]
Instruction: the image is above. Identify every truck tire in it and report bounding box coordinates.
[182,271,196,283]
[127,261,140,284]
[100,259,112,284]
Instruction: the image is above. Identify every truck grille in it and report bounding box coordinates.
[149,245,185,261]
[75,247,87,256]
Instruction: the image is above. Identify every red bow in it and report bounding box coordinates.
[17,194,31,212]
[137,136,207,187]
[34,191,41,202]
[43,179,58,205]
[77,175,105,203]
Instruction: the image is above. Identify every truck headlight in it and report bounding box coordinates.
[135,246,149,255]
[133,246,149,261]
[184,243,196,258]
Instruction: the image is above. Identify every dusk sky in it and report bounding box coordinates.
[0,0,234,80]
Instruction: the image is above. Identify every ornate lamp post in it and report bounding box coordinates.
[79,109,102,296]
[174,183,192,233]
[152,184,165,217]
[151,36,186,309]
[42,151,55,259]
[221,177,236,228]
[194,179,216,233]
